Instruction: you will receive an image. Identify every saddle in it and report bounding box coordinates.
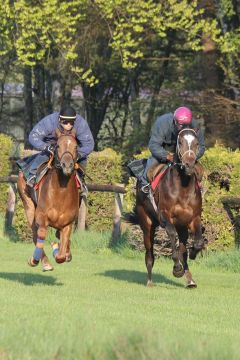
[147,163,170,191]
[30,158,85,204]
[147,162,204,191]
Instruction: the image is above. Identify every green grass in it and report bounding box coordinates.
[1,229,240,359]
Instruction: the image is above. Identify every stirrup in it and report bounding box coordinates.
[80,182,88,197]
[26,175,36,187]
[141,183,151,194]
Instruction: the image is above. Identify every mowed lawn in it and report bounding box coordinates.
[0,233,240,360]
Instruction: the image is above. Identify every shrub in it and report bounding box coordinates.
[87,148,122,230]
[200,144,240,250]
[0,134,13,215]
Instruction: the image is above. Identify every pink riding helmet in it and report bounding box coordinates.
[174,106,192,125]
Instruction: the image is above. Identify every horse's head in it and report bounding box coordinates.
[176,128,199,176]
[55,128,78,176]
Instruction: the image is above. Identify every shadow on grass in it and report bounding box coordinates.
[0,272,63,286]
[98,269,184,288]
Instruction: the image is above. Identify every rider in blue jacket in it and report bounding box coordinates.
[25,105,94,187]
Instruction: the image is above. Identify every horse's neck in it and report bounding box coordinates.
[48,168,75,189]
[172,166,195,188]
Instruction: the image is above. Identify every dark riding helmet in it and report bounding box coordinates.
[59,105,76,124]
[174,106,192,125]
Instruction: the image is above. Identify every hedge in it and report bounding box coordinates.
[0,134,13,215]
[86,148,122,230]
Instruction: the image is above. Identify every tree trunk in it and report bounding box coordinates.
[33,63,46,120]
[129,69,141,129]
[45,69,53,114]
[50,72,66,111]
[82,84,109,148]
[23,66,33,148]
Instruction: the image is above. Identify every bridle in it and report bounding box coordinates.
[176,128,198,164]
[53,133,77,169]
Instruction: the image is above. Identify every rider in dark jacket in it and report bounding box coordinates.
[25,105,94,187]
[141,106,205,193]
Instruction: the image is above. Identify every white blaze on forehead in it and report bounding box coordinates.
[184,134,195,147]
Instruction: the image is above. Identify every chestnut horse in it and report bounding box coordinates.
[136,128,204,288]
[17,128,79,271]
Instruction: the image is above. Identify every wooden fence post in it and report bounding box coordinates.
[78,194,87,231]
[111,191,123,244]
[5,184,16,228]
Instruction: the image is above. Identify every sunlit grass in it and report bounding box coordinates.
[1,228,240,359]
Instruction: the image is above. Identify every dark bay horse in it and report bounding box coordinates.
[136,128,204,288]
[17,128,79,271]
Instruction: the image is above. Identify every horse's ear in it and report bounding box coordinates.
[55,128,61,138]
[71,128,77,137]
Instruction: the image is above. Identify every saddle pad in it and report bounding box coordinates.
[127,158,147,180]
[35,172,82,190]
[75,172,82,189]
[151,165,169,191]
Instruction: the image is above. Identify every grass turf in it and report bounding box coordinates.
[0,233,240,359]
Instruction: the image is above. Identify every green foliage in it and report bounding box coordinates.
[198,144,240,250]
[13,194,33,243]
[0,133,13,215]
[0,0,221,86]
[95,0,219,68]
[87,148,122,230]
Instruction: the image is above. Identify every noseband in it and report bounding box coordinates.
[176,128,198,163]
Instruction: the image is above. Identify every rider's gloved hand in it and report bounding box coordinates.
[45,144,55,155]
[166,153,174,162]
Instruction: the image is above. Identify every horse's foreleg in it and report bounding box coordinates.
[65,240,72,262]
[53,224,72,264]
[188,216,204,260]
[176,226,197,288]
[17,175,52,271]
[144,225,156,287]
[138,206,156,287]
[29,222,48,267]
[32,222,53,271]
[165,222,184,278]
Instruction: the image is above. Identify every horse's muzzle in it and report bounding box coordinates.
[185,166,195,176]
[61,160,74,176]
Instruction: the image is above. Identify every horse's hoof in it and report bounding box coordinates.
[185,280,197,289]
[189,248,198,260]
[42,263,54,272]
[55,256,66,264]
[184,271,197,288]
[65,253,72,262]
[28,257,39,267]
[147,280,153,287]
[173,263,184,278]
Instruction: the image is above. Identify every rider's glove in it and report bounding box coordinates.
[166,153,174,162]
[45,144,55,155]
